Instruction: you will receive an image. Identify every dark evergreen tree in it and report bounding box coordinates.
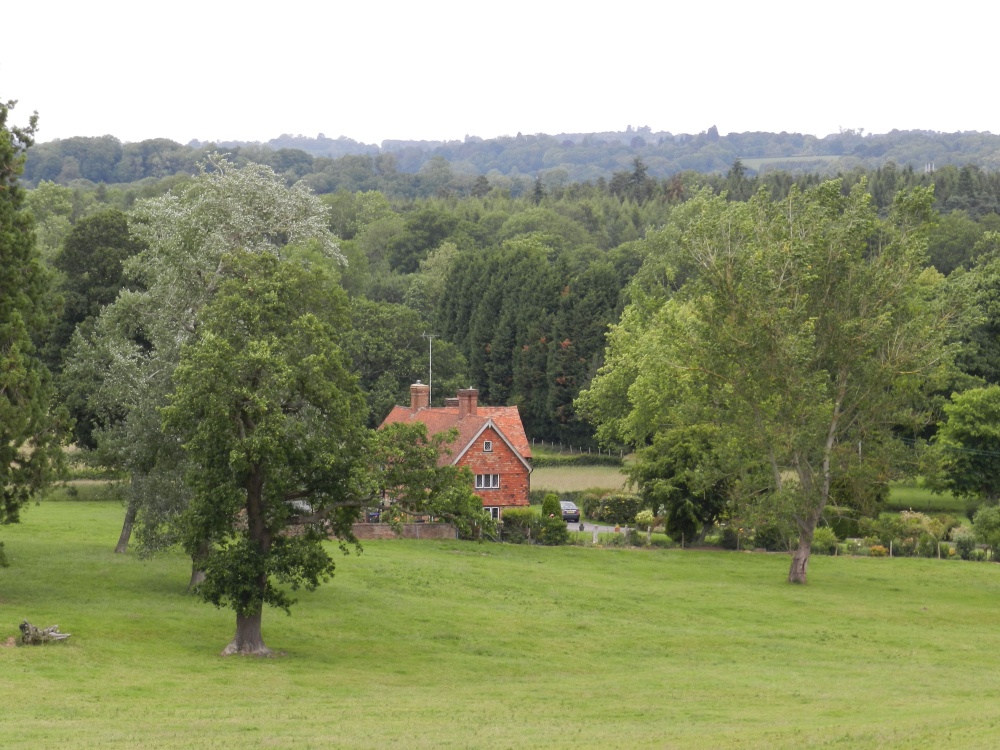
[0,98,66,530]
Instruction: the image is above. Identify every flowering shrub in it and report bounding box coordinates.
[634,509,656,531]
[951,525,977,560]
[869,545,889,557]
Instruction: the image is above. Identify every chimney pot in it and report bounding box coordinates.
[457,388,478,418]
[410,381,430,412]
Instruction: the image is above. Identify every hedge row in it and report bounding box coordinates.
[531,453,623,468]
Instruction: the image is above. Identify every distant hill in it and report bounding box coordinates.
[22,126,1000,191]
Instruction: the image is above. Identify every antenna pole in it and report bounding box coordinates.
[422,333,439,404]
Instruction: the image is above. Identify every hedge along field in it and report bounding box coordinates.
[5,499,1000,749]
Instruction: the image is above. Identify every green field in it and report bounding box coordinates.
[531,465,629,492]
[4,496,1000,748]
[887,484,967,515]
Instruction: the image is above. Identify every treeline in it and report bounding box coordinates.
[22,127,1000,194]
[26,154,1000,448]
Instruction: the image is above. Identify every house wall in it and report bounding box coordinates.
[456,426,530,508]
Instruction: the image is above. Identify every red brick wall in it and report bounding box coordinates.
[352,523,458,540]
[456,426,530,508]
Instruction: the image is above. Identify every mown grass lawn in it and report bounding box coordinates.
[4,496,1000,748]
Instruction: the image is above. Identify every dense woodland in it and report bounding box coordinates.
[8,110,1000,597]
[19,128,1000,447]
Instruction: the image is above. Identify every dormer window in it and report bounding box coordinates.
[483,440,493,453]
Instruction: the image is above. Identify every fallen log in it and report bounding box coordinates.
[20,620,71,645]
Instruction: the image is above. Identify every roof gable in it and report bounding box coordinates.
[379,403,532,467]
[452,418,532,473]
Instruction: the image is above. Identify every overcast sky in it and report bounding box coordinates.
[5,0,996,146]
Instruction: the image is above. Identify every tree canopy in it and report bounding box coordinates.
[579,180,954,582]
[929,385,1000,504]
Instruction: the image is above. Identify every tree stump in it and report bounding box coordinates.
[19,620,71,645]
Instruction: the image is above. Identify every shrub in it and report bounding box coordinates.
[971,548,988,562]
[590,493,643,526]
[869,545,889,557]
[811,526,839,555]
[753,524,790,552]
[845,539,867,556]
[935,514,961,540]
[719,526,741,550]
[500,507,537,544]
[894,537,917,557]
[541,493,561,519]
[973,505,1000,559]
[580,493,603,520]
[634,509,656,531]
[536,514,569,546]
[916,533,939,558]
[951,525,977,560]
[862,511,944,557]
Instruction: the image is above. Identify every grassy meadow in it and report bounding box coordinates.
[4,491,1000,748]
[531,465,630,493]
[887,484,967,515]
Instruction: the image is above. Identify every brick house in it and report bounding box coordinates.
[379,382,532,519]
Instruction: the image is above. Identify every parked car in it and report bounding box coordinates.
[560,501,580,523]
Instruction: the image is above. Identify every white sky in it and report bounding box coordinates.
[4,0,996,146]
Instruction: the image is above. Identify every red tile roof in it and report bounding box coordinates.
[380,404,532,467]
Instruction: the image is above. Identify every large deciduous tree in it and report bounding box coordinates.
[162,251,367,655]
[579,181,953,583]
[164,251,485,654]
[0,98,66,539]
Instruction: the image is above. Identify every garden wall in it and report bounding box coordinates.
[352,523,457,540]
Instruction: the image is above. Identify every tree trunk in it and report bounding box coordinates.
[788,513,819,584]
[114,495,139,553]
[188,539,210,591]
[218,463,274,656]
[788,535,811,584]
[221,610,272,656]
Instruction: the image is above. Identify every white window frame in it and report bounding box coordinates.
[483,440,493,453]
[475,474,500,489]
[484,506,500,520]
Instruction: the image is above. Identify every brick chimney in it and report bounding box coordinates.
[457,388,478,418]
[410,381,430,412]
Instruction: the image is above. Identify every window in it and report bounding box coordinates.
[483,440,493,452]
[475,474,500,489]
[484,506,500,520]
